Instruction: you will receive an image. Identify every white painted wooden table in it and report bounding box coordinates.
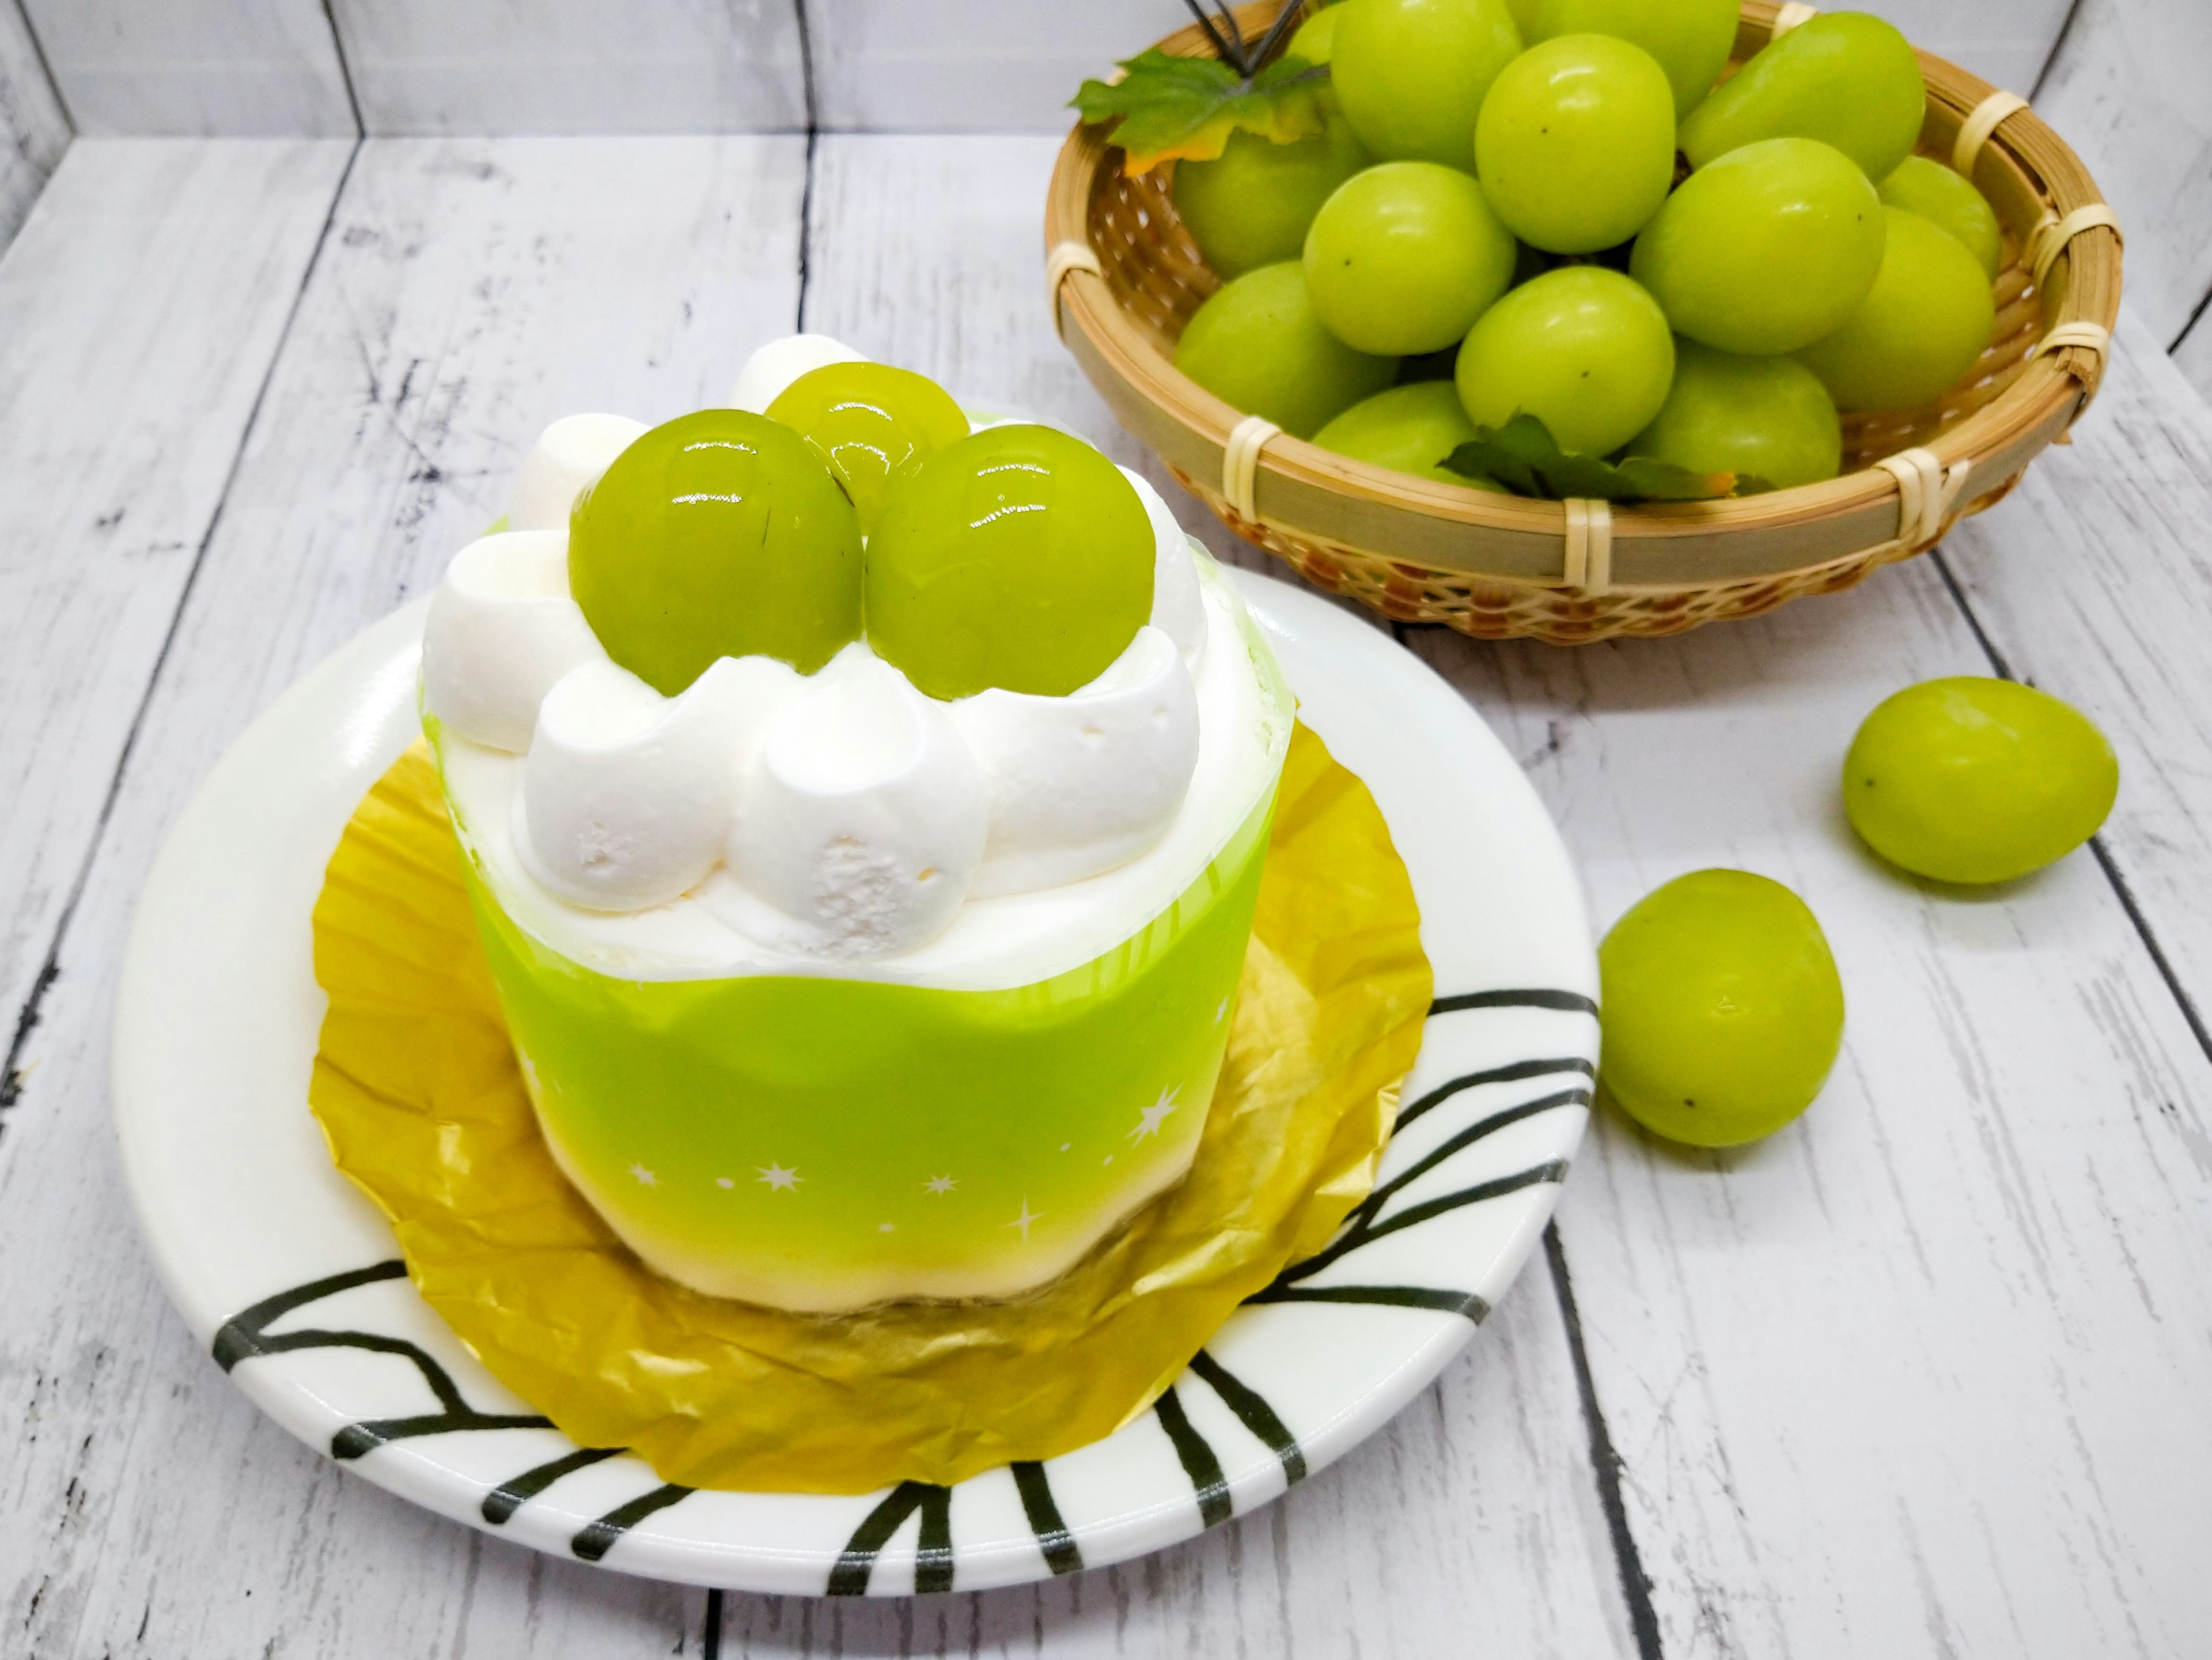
[3,9,2212,1657]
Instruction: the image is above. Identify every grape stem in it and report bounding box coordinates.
[1181,0,1308,81]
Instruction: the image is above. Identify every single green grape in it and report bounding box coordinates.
[1501,0,1544,36]
[1531,0,1737,116]
[1475,33,1678,254]
[1455,266,1675,456]
[1312,380,1498,486]
[766,362,968,534]
[1303,161,1518,354]
[865,425,1154,701]
[1287,3,1343,63]
[1175,116,1369,280]
[1627,340,1840,487]
[1796,207,1995,412]
[1630,136,1885,354]
[1332,0,1524,167]
[1878,154,2003,281]
[1174,260,1399,437]
[1600,869,1846,1148]
[1679,12,1925,180]
[569,410,861,694]
[1844,678,2119,884]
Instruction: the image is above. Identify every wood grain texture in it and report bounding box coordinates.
[1867,0,2073,97]
[0,0,69,252]
[2033,0,2212,351]
[1409,544,2212,1658]
[17,0,354,137]
[327,0,805,137]
[1944,317,2212,1026]
[0,135,351,1084]
[2174,308,2212,405]
[0,134,804,1658]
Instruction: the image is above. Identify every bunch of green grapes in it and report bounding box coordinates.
[1166,0,2006,489]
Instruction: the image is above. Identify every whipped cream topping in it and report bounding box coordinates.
[421,339,1286,985]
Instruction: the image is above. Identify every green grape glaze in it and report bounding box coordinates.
[766,362,969,534]
[1627,339,1840,487]
[1599,869,1846,1148]
[1312,380,1498,486]
[1475,33,1677,254]
[1879,154,2003,279]
[1678,12,1925,180]
[1303,161,1518,354]
[1173,261,1399,437]
[1531,0,1737,116]
[1844,678,2119,885]
[1175,116,1369,280]
[1630,136,1885,354]
[865,425,1154,701]
[569,410,861,694]
[1287,3,1342,63]
[1796,206,1995,412]
[1455,266,1675,456]
[1332,0,1524,167]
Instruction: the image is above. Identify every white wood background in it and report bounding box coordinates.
[1,5,2211,1658]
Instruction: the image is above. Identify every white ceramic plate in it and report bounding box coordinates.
[112,571,1597,1597]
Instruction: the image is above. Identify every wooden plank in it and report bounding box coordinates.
[2175,308,2212,405]
[793,131,1633,1652]
[2033,0,2212,351]
[16,0,354,137]
[326,0,805,136]
[0,134,804,1655]
[0,135,352,1073]
[0,0,69,252]
[717,1270,1638,1658]
[1406,546,2212,1655]
[1944,317,2212,1021]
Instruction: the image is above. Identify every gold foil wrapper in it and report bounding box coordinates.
[309,724,1430,1493]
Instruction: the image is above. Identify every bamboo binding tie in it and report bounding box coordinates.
[1953,90,2028,177]
[1876,447,1972,553]
[1223,415,1282,523]
[1045,240,1104,342]
[1770,2,1818,37]
[1562,498,1613,593]
[2028,202,2122,291]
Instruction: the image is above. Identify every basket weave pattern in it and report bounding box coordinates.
[1050,1,2122,643]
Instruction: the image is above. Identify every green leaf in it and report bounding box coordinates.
[1440,413,1749,502]
[1071,48,1330,175]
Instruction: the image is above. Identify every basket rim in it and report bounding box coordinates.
[1046,0,2123,595]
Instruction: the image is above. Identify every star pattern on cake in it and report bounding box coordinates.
[628,1163,658,1186]
[757,1163,803,1192]
[1006,1199,1041,1240]
[923,1174,956,1195]
[1129,1084,1180,1143]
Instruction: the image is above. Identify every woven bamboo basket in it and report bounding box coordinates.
[1045,0,2123,642]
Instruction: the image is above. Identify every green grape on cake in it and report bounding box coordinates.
[1796,206,1995,412]
[1679,11,1926,180]
[1313,381,1497,486]
[1631,136,1886,355]
[1474,33,1678,254]
[866,423,1156,700]
[569,409,861,694]
[1879,155,2004,281]
[1175,260,1398,437]
[1628,341,1841,489]
[766,361,969,533]
[1600,869,1846,1148]
[1529,0,1737,115]
[1456,266,1675,457]
[1302,161,1518,354]
[1845,679,2118,884]
[1331,0,1524,167]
